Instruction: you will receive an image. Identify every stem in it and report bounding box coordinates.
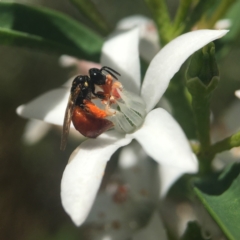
[198,154,213,175]
[197,131,240,174]
[193,96,211,151]
[172,0,192,36]
[199,0,236,28]
[192,92,212,175]
[144,0,172,45]
[187,78,216,153]
[207,131,240,156]
[184,0,215,32]
[188,80,214,174]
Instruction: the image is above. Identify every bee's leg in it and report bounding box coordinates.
[93,91,106,100]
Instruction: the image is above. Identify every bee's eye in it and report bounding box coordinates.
[89,68,106,85]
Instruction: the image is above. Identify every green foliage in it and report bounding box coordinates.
[217,0,240,56]
[195,163,240,195]
[165,68,196,139]
[70,0,111,34]
[144,0,172,45]
[186,43,219,161]
[195,164,240,240]
[0,2,103,61]
[223,0,240,42]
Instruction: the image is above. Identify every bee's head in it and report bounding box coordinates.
[89,68,106,85]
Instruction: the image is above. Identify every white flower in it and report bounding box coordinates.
[115,15,160,61]
[82,141,161,239]
[17,28,228,226]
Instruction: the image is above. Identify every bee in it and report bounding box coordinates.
[60,66,121,151]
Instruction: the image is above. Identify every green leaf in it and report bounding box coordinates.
[194,164,240,240]
[203,0,236,29]
[223,1,240,42]
[184,0,215,32]
[0,2,103,61]
[217,0,240,56]
[172,0,192,37]
[195,163,240,195]
[70,0,111,34]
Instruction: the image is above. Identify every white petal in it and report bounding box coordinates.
[101,28,141,94]
[156,96,173,114]
[159,164,197,197]
[129,108,198,172]
[116,15,160,62]
[214,19,231,29]
[116,15,153,31]
[59,55,79,67]
[61,131,132,226]
[132,211,167,240]
[141,29,229,112]
[62,77,75,88]
[118,141,160,201]
[22,119,51,144]
[59,56,102,76]
[118,142,142,169]
[235,89,240,99]
[17,88,69,126]
[84,142,158,239]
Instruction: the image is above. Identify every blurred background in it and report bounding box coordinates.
[1,0,240,239]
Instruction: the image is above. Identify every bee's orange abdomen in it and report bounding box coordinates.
[84,100,108,118]
[72,106,113,138]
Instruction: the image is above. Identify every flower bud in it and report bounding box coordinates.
[186,42,219,87]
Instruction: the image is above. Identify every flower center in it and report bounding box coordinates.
[102,80,146,133]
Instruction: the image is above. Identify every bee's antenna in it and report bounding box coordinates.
[101,66,121,77]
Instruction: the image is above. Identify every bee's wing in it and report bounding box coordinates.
[60,86,81,151]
